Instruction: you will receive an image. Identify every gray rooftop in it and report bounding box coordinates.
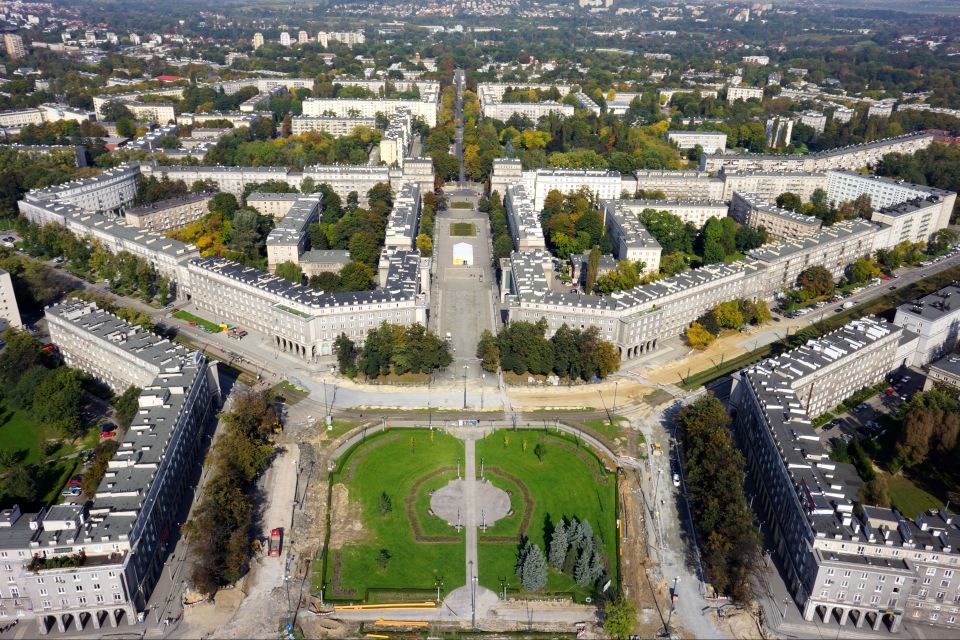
[266,196,321,247]
[896,282,960,321]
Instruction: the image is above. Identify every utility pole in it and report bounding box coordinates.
[665,576,680,637]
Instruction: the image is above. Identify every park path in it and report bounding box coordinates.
[464,435,479,588]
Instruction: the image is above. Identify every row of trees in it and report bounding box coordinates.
[204,127,377,168]
[776,189,873,227]
[334,322,452,379]
[638,208,767,277]
[685,299,773,350]
[540,188,606,259]
[483,192,515,270]
[185,390,276,595]
[675,396,759,603]
[477,319,620,381]
[18,223,171,305]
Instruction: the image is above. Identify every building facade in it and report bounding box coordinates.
[666,130,727,153]
[0,269,22,332]
[123,193,213,233]
[729,192,823,239]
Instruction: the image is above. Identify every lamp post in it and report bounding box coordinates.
[665,576,680,636]
[463,364,469,409]
[782,596,789,620]
[612,381,619,416]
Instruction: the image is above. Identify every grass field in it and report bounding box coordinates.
[450,201,472,209]
[173,310,221,333]
[0,401,84,508]
[476,430,618,601]
[887,474,942,519]
[449,222,477,236]
[324,430,465,600]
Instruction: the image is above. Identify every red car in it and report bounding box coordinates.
[100,431,116,439]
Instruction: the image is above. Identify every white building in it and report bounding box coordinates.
[504,183,546,251]
[280,32,292,47]
[826,170,957,211]
[894,283,960,366]
[666,130,727,153]
[290,115,376,136]
[600,200,662,273]
[798,110,827,134]
[0,269,22,331]
[252,32,264,49]
[611,198,728,229]
[727,85,765,103]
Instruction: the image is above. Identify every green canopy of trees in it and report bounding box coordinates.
[479,319,620,381]
[675,396,759,603]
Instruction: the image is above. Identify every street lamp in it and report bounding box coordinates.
[463,364,469,409]
[782,596,789,620]
[665,576,680,636]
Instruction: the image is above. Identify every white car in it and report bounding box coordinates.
[673,473,681,488]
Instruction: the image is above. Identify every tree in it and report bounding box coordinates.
[416,233,433,257]
[339,261,375,291]
[7,365,48,410]
[848,257,881,284]
[603,596,638,639]
[113,386,142,429]
[228,208,261,261]
[334,333,357,376]
[686,323,715,350]
[0,328,42,386]
[775,192,803,212]
[274,261,303,284]
[477,329,500,372]
[574,545,594,587]
[860,475,891,508]
[34,367,84,438]
[378,492,393,515]
[209,193,239,219]
[585,246,600,293]
[714,300,744,330]
[517,541,548,592]
[3,464,38,503]
[797,265,835,298]
[548,520,568,570]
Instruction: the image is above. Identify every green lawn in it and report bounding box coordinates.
[0,401,85,508]
[887,474,943,519]
[449,222,477,236]
[173,310,222,333]
[450,201,472,209]
[476,430,618,601]
[324,430,465,600]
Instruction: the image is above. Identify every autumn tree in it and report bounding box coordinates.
[685,323,715,350]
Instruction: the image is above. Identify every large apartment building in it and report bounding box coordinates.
[729,192,823,239]
[730,317,960,635]
[611,198,728,229]
[6,299,221,635]
[477,83,574,121]
[826,170,957,213]
[290,115,376,137]
[600,200,662,272]
[187,250,429,360]
[666,130,727,153]
[301,84,438,127]
[893,283,960,366]
[701,132,935,173]
[123,193,213,233]
[503,184,546,251]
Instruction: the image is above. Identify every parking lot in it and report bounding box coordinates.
[817,369,927,450]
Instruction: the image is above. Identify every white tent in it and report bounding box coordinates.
[453,242,473,265]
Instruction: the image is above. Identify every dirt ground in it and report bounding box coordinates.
[642,330,751,385]
[508,378,652,411]
[618,470,667,638]
[328,483,366,549]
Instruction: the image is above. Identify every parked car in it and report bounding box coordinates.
[99,431,116,439]
[100,423,116,433]
[61,487,81,497]
[672,473,681,488]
